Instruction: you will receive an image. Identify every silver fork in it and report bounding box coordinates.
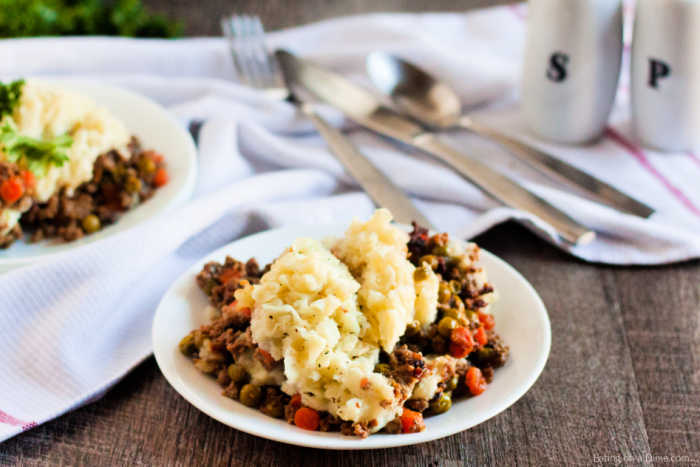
[221,15,289,101]
[221,14,434,229]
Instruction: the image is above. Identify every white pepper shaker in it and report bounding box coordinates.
[631,0,700,152]
[522,0,623,144]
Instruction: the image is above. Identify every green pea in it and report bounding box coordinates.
[178,333,196,356]
[138,157,157,174]
[438,282,452,304]
[125,175,142,194]
[432,244,449,256]
[446,375,459,391]
[449,280,462,295]
[437,316,458,337]
[413,266,428,281]
[375,363,391,376]
[81,214,101,234]
[419,255,439,270]
[194,359,219,374]
[465,308,477,323]
[430,391,452,414]
[472,348,496,366]
[442,307,460,320]
[227,363,248,383]
[261,398,285,418]
[239,383,262,407]
[193,330,205,348]
[453,295,466,313]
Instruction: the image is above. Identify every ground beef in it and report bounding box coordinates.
[469,332,510,369]
[389,345,426,385]
[382,418,402,434]
[18,137,166,245]
[284,396,302,424]
[405,399,430,412]
[318,413,343,432]
[216,367,231,387]
[259,387,288,419]
[340,421,370,439]
[222,381,239,400]
[228,328,255,357]
[407,222,431,264]
[205,308,251,340]
[197,257,263,308]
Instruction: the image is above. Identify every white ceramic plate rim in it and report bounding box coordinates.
[0,79,197,270]
[152,223,551,450]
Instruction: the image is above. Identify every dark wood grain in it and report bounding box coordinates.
[2,1,700,465]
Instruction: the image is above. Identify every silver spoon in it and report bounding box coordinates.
[366,52,654,218]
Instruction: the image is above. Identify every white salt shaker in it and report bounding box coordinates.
[631,0,700,152]
[522,0,623,144]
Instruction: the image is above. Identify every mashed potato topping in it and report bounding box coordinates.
[332,209,418,353]
[7,80,130,202]
[236,211,445,432]
[237,237,405,431]
[413,262,440,329]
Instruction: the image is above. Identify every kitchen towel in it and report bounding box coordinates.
[1,5,699,442]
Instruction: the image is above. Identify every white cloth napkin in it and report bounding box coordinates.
[1,6,699,442]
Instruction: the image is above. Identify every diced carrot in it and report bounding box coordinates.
[290,393,302,407]
[449,326,474,358]
[465,367,487,396]
[218,267,240,284]
[0,177,23,204]
[294,407,320,431]
[474,326,488,346]
[478,313,495,331]
[153,167,169,187]
[152,152,164,164]
[20,170,35,190]
[399,408,425,434]
[360,377,370,390]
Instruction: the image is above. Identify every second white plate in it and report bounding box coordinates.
[152,223,551,449]
[0,79,197,272]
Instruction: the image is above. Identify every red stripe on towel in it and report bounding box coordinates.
[688,153,700,170]
[0,409,36,430]
[606,127,700,217]
[508,4,527,21]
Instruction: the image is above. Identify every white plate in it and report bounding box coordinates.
[152,224,551,450]
[0,79,197,272]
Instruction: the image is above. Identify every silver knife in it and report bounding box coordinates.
[276,55,435,230]
[275,50,595,246]
[460,117,654,218]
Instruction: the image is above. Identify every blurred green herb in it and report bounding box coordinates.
[0,121,72,176]
[0,0,182,38]
[0,80,25,120]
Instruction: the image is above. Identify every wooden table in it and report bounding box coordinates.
[3,1,699,465]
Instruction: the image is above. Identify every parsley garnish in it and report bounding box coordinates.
[0,80,25,120]
[0,121,72,176]
[0,0,182,38]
